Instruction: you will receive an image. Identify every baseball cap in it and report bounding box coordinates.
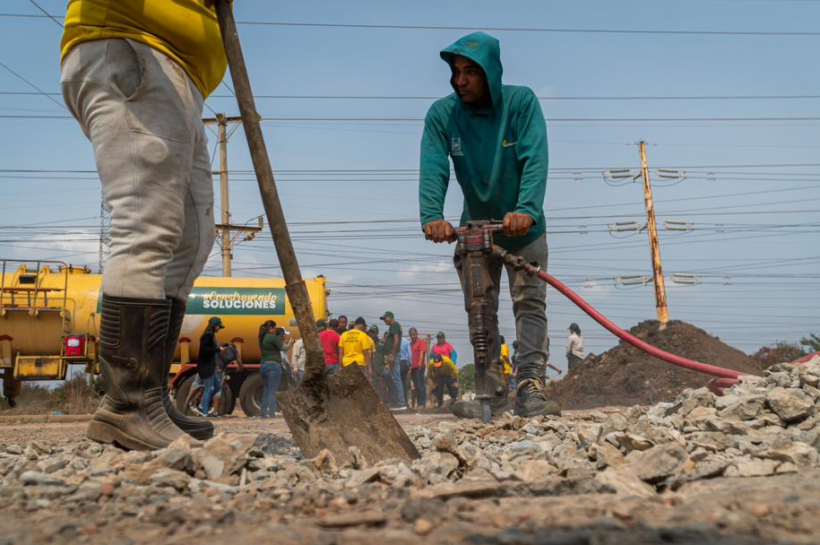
[208,317,225,328]
[368,324,379,334]
[354,316,367,326]
[569,322,580,333]
[433,354,443,367]
[316,319,327,328]
[436,331,446,338]
[379,311,394,320]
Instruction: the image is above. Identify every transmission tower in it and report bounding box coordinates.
[98,192,111,274]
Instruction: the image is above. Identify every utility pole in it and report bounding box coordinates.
[204,114,263,277]
[98,192,111,274]
[638,141,670,326]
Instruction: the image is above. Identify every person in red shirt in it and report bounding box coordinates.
[409,328,428,407]
[317,320,341,375]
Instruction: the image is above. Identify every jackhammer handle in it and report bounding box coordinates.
[215,0,327,378]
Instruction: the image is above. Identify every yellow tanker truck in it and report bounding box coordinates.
[0,259,329,416]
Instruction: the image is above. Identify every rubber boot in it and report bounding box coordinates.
[513,377,561,418]
[163,298,214,440]
[452,363,509,419]
[87,295,189,450]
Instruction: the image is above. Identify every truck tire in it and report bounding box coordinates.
[175,375,198,415]
[239,372,263,417]
[175,374,235,417]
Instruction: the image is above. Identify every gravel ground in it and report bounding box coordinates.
[2,358,820,545]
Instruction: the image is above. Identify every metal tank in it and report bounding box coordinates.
[0,260,328,374]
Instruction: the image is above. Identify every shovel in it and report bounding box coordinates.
[215,1,419,464]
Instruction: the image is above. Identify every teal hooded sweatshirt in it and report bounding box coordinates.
[419,32,548,251]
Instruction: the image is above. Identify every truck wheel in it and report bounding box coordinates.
[221,382,237,415]
[239,372,263,417]
[175,375,201,416]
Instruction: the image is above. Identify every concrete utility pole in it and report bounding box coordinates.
[638,141,670,326]
[204,114,263,277]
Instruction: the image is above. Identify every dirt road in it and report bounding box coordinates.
[1,401,819,545]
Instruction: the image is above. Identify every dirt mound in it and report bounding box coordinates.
[548,320,763,409]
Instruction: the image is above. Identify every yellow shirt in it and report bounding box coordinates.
[339,329,375,367]
[428,356,458,380]
[501,344,511,375]
[61,0,227,98]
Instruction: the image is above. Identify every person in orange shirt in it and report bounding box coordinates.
[60,0,231,450]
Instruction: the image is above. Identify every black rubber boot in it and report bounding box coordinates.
[87,295,189,450]
[452,363,509,419]
[163,298,214,440]
[513,377,561,418]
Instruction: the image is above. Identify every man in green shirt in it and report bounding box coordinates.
[419,32,558,418]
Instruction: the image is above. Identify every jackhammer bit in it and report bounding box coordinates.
[455,221,508,423]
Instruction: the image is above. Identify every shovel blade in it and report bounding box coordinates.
[278,363,420,464]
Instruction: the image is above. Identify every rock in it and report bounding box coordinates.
[725,458,779,478]
[150,469,191,492]
[153,435,195,471]
[4,445,24,456]
[635,443,688,483]
[595,467,656,498]
[716,395,766,421]
[315,511,386,528]
[766,387,814,423]
[37,458,68,475]
[410,481,503,500]
[591,442,627,469]
[576,423,602,446]
[20,471,65,487]
[685,432,731,452]
[194,433,258,480]
[605,432,654,453]
[760,440,820,467]
[514,460,558,481]
[434,432,467,465]
[303,449,338,476]
[345,467,381,489]
[413,518,434,535]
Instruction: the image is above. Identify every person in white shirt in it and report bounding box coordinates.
[566,323,584,371]
[291,337,306,385]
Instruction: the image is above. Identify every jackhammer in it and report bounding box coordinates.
[451,219,752,424]
[454,221,509,423]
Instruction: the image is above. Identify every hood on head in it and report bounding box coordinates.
[440,31,503,109]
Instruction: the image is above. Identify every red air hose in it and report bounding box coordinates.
[537,269,743,380]
[493,246,745,381]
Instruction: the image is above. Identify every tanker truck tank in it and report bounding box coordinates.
[0,260,329,412]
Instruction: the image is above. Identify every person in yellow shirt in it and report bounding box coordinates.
[338,317,375,368]
[500,335,512,378]
[59,0,231,451]
[428,355,459,407]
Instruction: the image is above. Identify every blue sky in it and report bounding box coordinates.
[1,0,819,373]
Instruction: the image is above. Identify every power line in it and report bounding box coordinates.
[7,90,820,101]
[5,13,820,36]
[26,1,62,28]
[6,113,820,123]
[0,61,66,110]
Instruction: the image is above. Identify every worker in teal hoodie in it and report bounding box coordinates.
[419,32,559,419]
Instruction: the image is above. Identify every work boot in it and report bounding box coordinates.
[163,298,214,440]
[452,363,509,419]
[514,377,561,418]
[87,295,189,450]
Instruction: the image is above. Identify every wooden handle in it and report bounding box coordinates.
[215,0,327,379]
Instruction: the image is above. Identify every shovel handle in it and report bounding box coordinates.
[215,0,327,379]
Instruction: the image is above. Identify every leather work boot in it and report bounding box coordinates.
[514,377,561,418]
[452,362,509,419]
[87,295,189,450]
[162,298,214,440]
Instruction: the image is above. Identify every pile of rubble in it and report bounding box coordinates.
[1,357,819,542]
[550,320,764,409]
